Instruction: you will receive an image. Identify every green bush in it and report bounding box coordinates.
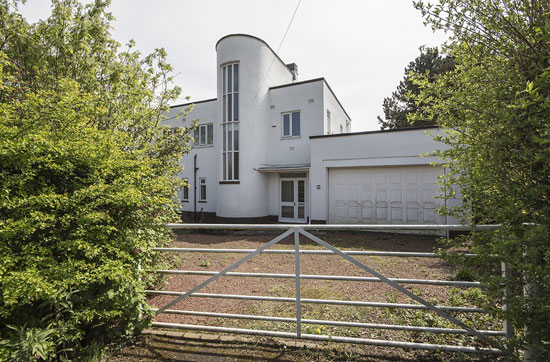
[0,1,192,359]
[413,1,550,359]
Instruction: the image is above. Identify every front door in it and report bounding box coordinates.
[279,178,306,223]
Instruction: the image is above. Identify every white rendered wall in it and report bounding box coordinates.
[216,35,293,218]
[323,82,349,135]
[309,128,451,222]
[265,81,324,167]
[163,100,218,213]
[267,173,279,216]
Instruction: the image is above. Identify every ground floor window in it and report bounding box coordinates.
[182,178,189,201]
[199,178,207,202]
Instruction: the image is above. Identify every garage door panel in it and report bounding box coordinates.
[390,189,402,202]
[329,166,444,225]
[362,172,373,187]
[375,172,386,184]
[406,171,419,185]
[376,207,388,222]
[348,171,361,186]
[391,207,403,222]
[376,189,387,202]
[349,190,360,203]
[424,207,436,223]
[390,171,401,184]
[349,206,360,220]
[407,207,420,222]
[362,206,375,221]
[362,190,374,202]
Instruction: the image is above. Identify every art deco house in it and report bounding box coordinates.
[163,34,455,225]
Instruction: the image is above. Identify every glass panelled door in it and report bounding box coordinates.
[280,178,306,223]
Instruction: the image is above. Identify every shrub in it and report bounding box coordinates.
[0,1,192,359]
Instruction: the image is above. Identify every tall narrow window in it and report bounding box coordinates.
[182,178,189,201]
[282,111,300,137]
[199,178,206,202]
[222,63,239,180]
[326,109,331,135]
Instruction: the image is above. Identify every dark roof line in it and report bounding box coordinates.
[270,78,352,121]
[170,98,217,109]
[269,77,324,90]
[309,126,439,139]
[216,34,292,77]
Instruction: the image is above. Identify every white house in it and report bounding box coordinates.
[163,34,454,225]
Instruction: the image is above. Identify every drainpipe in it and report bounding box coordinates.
[194,154,198,222]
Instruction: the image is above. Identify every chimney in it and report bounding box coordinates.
[286,63,298,81]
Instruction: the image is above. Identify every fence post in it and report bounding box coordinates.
[294,227,302,338]
[501,262,512,341]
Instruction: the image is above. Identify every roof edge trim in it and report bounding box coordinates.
[170,98,217,109]
[309,126,439,139]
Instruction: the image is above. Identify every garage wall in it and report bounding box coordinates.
[309,128,453,224]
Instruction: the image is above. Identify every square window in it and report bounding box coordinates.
[282,111,300,137]
[194,124,213,146]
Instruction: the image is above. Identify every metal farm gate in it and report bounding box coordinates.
[144,224,510,356]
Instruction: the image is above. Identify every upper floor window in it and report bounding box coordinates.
[222,63,239,181]
[326,109,331,135]
[222,63,239,122]
[194,124,213,147]
[282,111,300,137]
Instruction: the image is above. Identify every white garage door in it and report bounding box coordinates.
[329,166,445,224]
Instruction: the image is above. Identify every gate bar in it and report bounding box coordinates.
[165,223,500,231]
[146,290,484,312]
[151,322,503,354]
[151,308,505,336]
[153,247,475,258]
[154,269,481,287]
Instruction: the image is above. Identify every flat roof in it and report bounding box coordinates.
[270,78,352,122]
[169,98,217,109]
[309,126,438,139]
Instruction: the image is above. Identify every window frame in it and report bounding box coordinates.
[199,177,207,202]
[194,123,214,147]
[326,109,332,135]
[182,178,189,202]
[221,62,239,181]
[281,111,301,138]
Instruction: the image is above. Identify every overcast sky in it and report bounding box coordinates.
[20,0,448,131]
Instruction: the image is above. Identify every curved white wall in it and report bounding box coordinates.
[215,35,293,218]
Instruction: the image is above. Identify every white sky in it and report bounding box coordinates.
[20,0,447,131]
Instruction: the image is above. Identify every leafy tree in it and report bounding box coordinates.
[0,0,192,359]
[413,0,550,359]
[377,47,453,130]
